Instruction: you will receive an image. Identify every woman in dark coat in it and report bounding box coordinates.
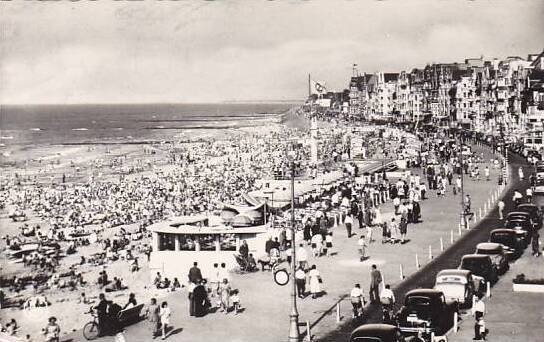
[193,280,210,317]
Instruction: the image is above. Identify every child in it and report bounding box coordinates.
[42,317,60,342]
[219,279,231,314]
[325,232,333,257]
[159,301,171,340]
[357,235,367,261]
[231,289,241,314]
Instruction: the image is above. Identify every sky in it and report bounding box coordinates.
[1,0,543,104]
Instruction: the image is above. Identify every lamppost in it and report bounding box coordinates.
[458,124,465,228]
[287,151,300,342]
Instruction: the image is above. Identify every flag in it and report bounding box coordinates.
[311,80,327,94]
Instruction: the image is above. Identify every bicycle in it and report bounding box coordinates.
[82,310,101,340]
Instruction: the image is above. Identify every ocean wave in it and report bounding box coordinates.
[72,128,89,131]
[0,136,14,140]
[29,128,43,131]
[114,127,124,130]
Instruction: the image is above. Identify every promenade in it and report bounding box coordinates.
[59,144,504,342]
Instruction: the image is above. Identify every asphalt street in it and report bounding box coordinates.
[321,149,530,342]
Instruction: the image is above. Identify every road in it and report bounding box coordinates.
[321,150,530,342]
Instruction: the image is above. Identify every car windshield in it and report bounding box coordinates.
[477,248,501,255]
[461,259,488,275]
[491,233,513,246]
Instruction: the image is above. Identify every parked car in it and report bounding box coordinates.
[459,254,499,285]
[517,203,542,228]
[505,212,533,227]
[433,269,478,308]
[474,242,510,274]
[350,324,406,342]
[504,219,532,245]
[534,178,544,194]
[489,228,525,259]
[396,289,458,337]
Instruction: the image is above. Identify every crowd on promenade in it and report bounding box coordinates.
[0,112,506,341]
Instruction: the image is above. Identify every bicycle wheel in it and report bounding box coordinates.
[83,321,100,340]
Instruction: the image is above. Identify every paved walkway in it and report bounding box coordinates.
[61,145,503,342]
[447,245,544,342]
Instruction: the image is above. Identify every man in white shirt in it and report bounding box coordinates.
[350,283,365,318]
[393,196,400,214]
[526,187,533,202]
[297,243,308,270]
[345,214,354,238]
[498,200,505,220]
[472,295,486,319]
[380,284,395,306]
[512,189,523,205]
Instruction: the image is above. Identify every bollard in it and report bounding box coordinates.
[453,312,458,333]
[440,237,444,252]
[486,281,491,298]
[334,214,338,227]
[430,332,435,342]
[458,223,462,236]
[450,230,454,244]
[415,253,420,269]
[472,295,476,308]
[428,245,433,260]
[306,321,312,341]
[336,302,340,323]
[484,202,488,212]
[400,264,404,280]
[466,220,470,230]
[479,207,482,219]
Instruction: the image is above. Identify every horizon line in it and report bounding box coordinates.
[0,100,305,106]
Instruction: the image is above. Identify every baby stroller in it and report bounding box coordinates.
[234,254,251,273]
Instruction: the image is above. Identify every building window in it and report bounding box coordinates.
[158,233,176,251]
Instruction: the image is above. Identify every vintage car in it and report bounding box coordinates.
[504,219,532,245]
[505,212,534,227]
[474,242,510,274]
[350,324,406,342]
[396,289,458,336]
[489,228,525,259]
[459,254,499,285]
[433,269,478,308]
[534,178,544,194]
[517,203,542,228]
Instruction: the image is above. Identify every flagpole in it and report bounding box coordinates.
[308,73,311,99]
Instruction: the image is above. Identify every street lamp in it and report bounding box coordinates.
[287,151,300,342]
[458,124,465,229]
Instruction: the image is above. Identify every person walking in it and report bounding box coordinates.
[295,266,306,298]
[532,231,541,257]
[526,187,533,203]
[369,264,382,303]
[308,265,323,299]
[357,232,368,260]
[145,298,160,338]
[219,278,231,313]
[350,284,365,319]
[498,200,505,220]
[345,214,354,238]
[159,301,171,340]
[188,262,203,285]
[484,166,490,181]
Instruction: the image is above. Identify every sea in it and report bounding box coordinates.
[0,103,297,146]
